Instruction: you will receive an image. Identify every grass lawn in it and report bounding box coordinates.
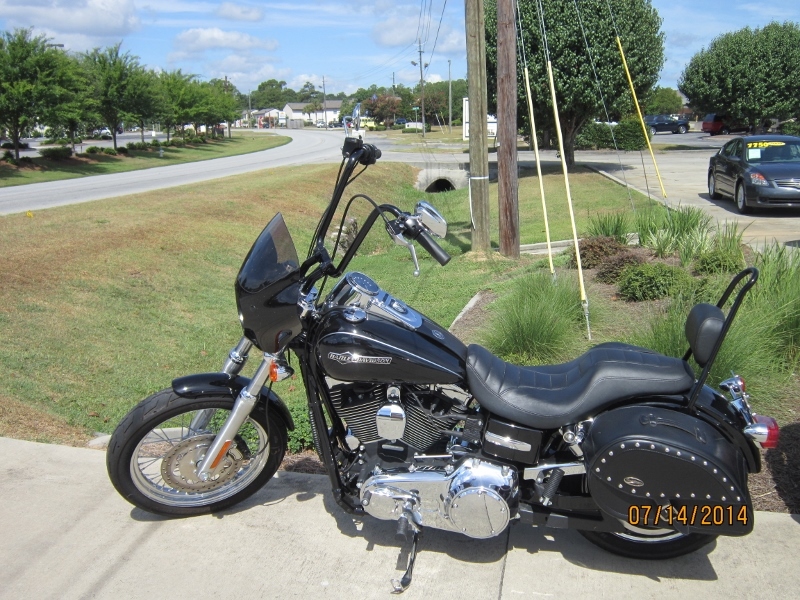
[0,132,290,188]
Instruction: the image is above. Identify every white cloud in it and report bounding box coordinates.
[372,17,419,47]
[174,27,278,54]
[216,2,264,21]
[0,0,139,36]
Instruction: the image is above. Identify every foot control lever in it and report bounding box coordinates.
[391,510,421,594]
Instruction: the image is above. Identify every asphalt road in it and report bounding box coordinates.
[0,129,345,216]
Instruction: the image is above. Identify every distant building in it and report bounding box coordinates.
[283,100,343,127]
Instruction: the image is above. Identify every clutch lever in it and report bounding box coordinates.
[386,218,421,276]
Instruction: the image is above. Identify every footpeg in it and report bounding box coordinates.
[391,527,421,594]
[395,513,410,541]
[539,468,565,507]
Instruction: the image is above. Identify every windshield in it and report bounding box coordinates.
[238,213,299,293]
[235,213,302,352]
[745,140,800,164]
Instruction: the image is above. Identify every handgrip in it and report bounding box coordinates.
[359,144,382,165]
[414,228,451,266]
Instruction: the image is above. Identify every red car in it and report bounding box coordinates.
[702,113,748,136]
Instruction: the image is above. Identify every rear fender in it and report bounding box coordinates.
[172,372,295,431]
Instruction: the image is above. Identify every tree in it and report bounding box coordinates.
[157,70,196,141]
[484,0,665,168]
[645,86,683,115]
[83,43,139,149]
[304,99,323,122]
[38,49,94,150]
[125,67,162,142]
[679,22,800,128]
[0,29,73,159]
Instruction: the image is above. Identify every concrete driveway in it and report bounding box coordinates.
[1,437,798,600]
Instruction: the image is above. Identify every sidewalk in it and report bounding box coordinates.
[1,437,798,599]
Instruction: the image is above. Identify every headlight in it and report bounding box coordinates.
[749,172,769,186]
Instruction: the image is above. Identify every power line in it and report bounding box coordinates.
[425,0,449,77]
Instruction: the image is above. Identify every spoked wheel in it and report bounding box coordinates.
[107,389,287,516]
[579,520,716,559]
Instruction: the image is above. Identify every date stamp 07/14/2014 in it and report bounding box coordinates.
[627,504,749,528]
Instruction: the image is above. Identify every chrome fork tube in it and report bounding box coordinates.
[195,352,273,481]
[189,337,254,434]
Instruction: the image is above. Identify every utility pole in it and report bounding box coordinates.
[448,59,452,133]
[248,90,252,128]
[322,75,328,128]
[497,0,519,258]
[417,42,426,138]
[465,0,491,252]
[392,72,396,123]
[224,75,232,138]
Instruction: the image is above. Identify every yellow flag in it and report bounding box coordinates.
[26,211,34,218]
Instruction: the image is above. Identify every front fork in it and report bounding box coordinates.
[192,337,289,482]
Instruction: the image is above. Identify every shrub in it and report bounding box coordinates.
[778,120,800,137]
[482,272,589,364]
[101,147,118,156]
[2,149,15,163]
[85,146,101,154]
[38,146,73,160]
[150,139,161,148]
[19,156,32,164]
[618,263,694,301]
[575,116,648,151]
[116,146,128,155]
[587,212,630,244]
[392,124,405,130]
[287,403,315,453]
[1,141,29,149]
[570,236,625,269]
[595,251,646,284]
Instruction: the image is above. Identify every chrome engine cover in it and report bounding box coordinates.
[360,458,519,539]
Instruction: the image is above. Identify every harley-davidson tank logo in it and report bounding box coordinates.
[328,352,392,366]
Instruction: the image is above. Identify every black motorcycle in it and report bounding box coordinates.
[107,127,780,593]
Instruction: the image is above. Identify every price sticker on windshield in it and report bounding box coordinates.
[747,141,785,148]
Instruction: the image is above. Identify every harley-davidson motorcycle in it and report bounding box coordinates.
[107,120,780,593]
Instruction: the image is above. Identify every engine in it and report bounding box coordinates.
[325,378,519,538]
[327,379,472,454]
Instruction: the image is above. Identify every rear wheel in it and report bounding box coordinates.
[107,389,287,516]
[721,127,730,135]
[649,126,657,136]
[678,125,688,134]
[579,527,716,560]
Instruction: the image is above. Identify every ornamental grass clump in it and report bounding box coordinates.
[587,212,630,245]
[482,272,588,365]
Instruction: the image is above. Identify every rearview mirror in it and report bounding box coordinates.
[415,201,447,238]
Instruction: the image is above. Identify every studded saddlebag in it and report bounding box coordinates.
[583,405,753,535]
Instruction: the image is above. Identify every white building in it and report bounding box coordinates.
[282,100,343,127]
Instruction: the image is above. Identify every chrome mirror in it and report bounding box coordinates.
[343,102,362,139]
[415,201,447,238]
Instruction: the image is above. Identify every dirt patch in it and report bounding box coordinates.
[0,396,93,447]
[280,450,326,475]
[448,290,497,345]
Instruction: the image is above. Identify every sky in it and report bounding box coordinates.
[1,1,799,98]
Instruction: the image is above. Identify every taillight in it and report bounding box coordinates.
[745,415,780,449]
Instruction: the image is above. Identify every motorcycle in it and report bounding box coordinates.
[107,120,780,593]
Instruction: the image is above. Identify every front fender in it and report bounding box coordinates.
[172,372,295,431]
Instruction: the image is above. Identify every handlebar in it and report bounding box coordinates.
[409,227,451,266]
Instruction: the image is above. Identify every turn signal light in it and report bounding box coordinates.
[753,415,780,449]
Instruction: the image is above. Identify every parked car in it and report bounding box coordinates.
[701,113,749,136]
[707,134,800,213]
[395,118,408,126]
[315,121,326,128]
[644,114,690,135]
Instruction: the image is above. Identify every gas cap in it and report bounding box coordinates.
[343,307,367,323]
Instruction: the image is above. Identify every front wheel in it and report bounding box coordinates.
[677,125,688,134]
[736,182,753,214]
[107,389,287,516]
[649,126,657,136]
[579,528,717,560]
[708,171,722,199]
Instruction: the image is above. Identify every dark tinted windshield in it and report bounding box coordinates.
[745,140,800,164]
[237,213,299,293]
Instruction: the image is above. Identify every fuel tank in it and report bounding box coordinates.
[316,308,467,384]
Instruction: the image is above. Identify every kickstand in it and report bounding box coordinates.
[391,526,422,594]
